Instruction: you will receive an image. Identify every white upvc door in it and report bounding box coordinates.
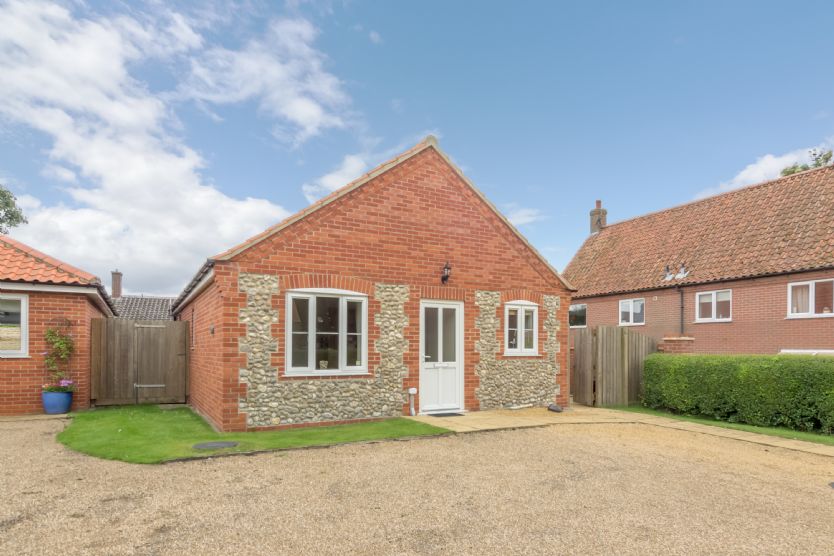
[419,300,464,413]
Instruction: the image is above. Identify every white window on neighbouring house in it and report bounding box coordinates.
[286,290,368,374]
[505,301,538,355]
[696,289,732,322]
[569,304,587,328]
[619,298,645,326]
[788,279,834,318]
[0,294,28,358]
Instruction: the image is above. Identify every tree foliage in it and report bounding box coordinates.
[0,184,27,234]
[780,148,833,176]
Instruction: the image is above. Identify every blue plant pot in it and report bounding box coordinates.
[42,391,73,414]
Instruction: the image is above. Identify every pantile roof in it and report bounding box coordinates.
[112,296,174,320]
[564,165,834,298]
[0,235,99,285]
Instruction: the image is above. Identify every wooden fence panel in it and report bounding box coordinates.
[573,328,594,405]
[91,319,188,405]
[570,325,657,407]
[627,332,657,403]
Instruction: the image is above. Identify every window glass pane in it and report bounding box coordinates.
[424,307,438,362]
[291,297,308,332]
[347,334,362,367]
[632,300,645,324]
[698,293,713,320]
[716,291,731,319]
[569,304,586,327]
[507,308,518,330]
[814,281,833,315]
[524,329,534,350]
[346,301,361,333]
[316,297,339,333]
[315,334,339,370]
[791,284,810,314]
[620,300,630,323]
[0,299,21,351]
[442,308,456,362]
[291,333,308,368]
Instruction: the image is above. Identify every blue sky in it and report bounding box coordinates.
[1,0,832,294]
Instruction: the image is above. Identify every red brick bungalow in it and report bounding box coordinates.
[173,137,574,432]
[0,236,115,414]
[564,165,834,354]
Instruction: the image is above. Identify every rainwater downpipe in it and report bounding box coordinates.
[678,286,685,336]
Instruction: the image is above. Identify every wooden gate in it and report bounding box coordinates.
[91,319,189,405]
[572,325,656,406]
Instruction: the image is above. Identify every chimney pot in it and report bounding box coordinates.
[111,270,123,298]
[590,200,607,234]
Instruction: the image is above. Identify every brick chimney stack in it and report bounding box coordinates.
[590,199,607,234]
[111,270,123,299]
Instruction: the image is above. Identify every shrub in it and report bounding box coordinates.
[642,354,834,433]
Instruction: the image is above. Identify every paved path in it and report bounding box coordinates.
[409,405,834,458]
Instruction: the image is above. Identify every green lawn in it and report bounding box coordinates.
[614,405,834,447]
[58,405,450,464]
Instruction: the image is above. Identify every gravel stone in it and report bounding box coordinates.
[2,419,833,555]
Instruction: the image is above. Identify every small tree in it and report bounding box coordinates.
[0,184,27,234]
[781,148,833,176]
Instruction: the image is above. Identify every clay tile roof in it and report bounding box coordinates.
[0,235,100,286]
[564,165,834,298]
[112,296,174,320]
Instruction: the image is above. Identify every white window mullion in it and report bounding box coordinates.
[338,297,347,370]
[307,297,315,371]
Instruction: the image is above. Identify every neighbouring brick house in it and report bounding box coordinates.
[564,165,834,354]
[0,236,115,414]
[173,136,574,432]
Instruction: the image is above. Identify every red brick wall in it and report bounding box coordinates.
[178,147,572,431]
[572,269,834,354]
[0,291,104,415]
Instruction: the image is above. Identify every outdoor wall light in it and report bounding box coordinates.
[441,262,452,284]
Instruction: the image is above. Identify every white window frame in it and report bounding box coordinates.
[569,303,587,328]
[619,298,645,326]
[504,300,539,356]
[285,289,368,376]
[787,279,834,319]
[695,289,733,323]
[0,293,28,358]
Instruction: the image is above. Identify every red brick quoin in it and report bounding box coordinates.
[175,138,574,432]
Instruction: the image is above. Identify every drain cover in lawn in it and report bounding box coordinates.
[193,441,239,450]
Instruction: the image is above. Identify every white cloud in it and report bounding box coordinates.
[504,204,545,226]
[695,141,831,199]
[302,154,368,203]
[0,0,292,294]
[179,17,350,145]
[368,30,382,44]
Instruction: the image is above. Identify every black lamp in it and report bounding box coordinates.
[441,262,452,284]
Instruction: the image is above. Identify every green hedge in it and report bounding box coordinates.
[642,354,834,433]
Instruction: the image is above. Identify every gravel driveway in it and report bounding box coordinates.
[1,418,833,555]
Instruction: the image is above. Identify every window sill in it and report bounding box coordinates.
[283,371,370,378]
[618,322,645,327]
[503,352,540,357]
[693,319,732,324]
[569,325,587,329]
[785,314,834,320]
[0,354,30,359]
